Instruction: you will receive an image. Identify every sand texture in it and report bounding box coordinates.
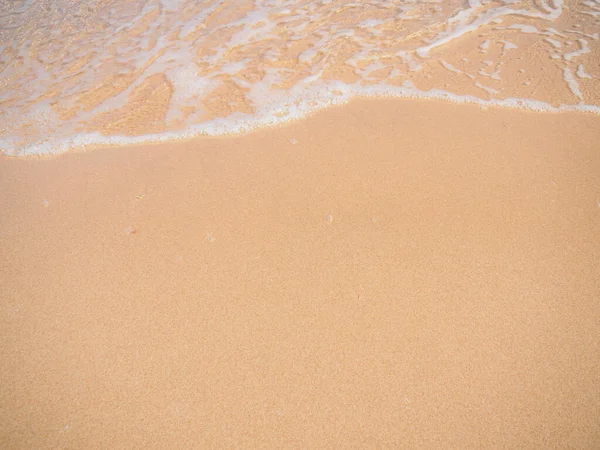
[1,99,600,447]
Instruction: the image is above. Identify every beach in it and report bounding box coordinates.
[1,98,600,447]
[2,0,600,446]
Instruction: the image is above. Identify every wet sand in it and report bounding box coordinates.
[1,98,600,447]
[3,0,600,155]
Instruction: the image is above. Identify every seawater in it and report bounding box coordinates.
[0,0,599,156]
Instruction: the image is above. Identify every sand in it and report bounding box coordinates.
[1,98,600,447]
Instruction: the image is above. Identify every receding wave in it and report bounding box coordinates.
[1,0,599,155]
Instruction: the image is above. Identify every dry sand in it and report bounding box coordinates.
[1,98,600,447]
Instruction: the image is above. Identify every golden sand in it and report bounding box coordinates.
[1,98,599,447]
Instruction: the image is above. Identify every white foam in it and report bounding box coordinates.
[478,66,502,81]
[565,29,599,40]
[178,1,223,39]
[8,79,600,157]
[165,64,221,125]
[2,0,599,157]
[564,39,590,61]
[474,81,500,95]
[576,64,593,79]
[358,19,388,30]
[544,38,562,48]
[440,60,462,74]
[563,67,583,100]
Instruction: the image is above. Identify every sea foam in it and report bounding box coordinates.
[0,0,599,156]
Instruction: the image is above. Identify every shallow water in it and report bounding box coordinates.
[1,0,599,155]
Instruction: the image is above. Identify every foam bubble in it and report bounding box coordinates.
[577,64,593,79]
[1,0,599,156]
[563,67,583,100]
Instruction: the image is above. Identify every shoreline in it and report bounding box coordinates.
[4,0,600,159]
[1,97,600,447]
[4,91,600,159]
